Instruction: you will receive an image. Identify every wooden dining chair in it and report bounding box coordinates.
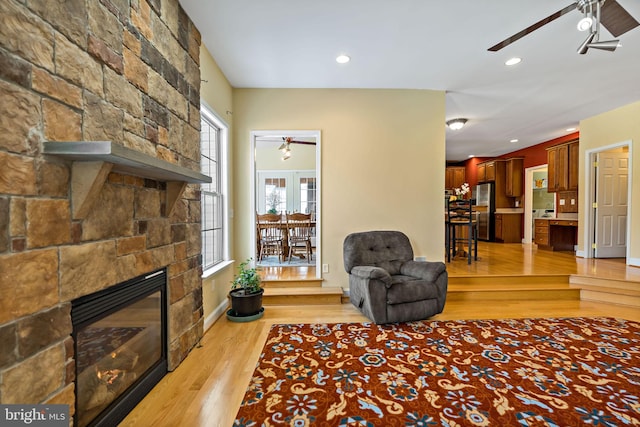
[285,212,313,263]
[256,213,284,262]
[446,198,478,265]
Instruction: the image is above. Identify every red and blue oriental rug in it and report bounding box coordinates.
[234,317,640,426]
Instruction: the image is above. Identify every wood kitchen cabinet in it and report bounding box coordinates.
[445,166,466,190]
[477,163,486,182]
[535,218,578,251]
[568,141,579,190]
[534,219,550,249]
[547,140,578,192]
[505,157,523,197]
[477,160,497,183]
[495,213,522,243]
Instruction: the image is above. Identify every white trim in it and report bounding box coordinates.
[523,164,549,244]
[202,259,234,279]
[204,299,229,332]
[250,130,322,279]
[200,104,231,267]
[628,257,640,267]
[582,139,633,264]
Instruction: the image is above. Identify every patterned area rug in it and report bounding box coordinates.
[234,317,640,426]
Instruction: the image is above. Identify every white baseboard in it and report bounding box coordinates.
[628,257,640,267]
[576,250,586,258]
[343,288,350,297]
[204,300,229,332]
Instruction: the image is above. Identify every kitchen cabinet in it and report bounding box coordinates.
[568,141,579,190]
[445,166,466,190]
[495,213,522,243]
[485,161,496,182]
[534,219,550,248]
[547,140,578,192]
[477,160,496,182]
[477,163,486,182]
[535,218,578,251]
[505,157,523,197]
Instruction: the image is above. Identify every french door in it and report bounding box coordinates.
[257,171,317,217]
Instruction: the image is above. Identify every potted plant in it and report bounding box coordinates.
[227,259,264,321]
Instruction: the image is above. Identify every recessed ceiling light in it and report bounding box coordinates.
[510,139,519,143]
[566,127,577,132]
[336,55,350,64]
[468,155,475,158]
[505,57,522,66]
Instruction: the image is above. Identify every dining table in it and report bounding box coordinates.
[256,220,316,261]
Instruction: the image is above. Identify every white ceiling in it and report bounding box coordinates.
[179,0,640,161]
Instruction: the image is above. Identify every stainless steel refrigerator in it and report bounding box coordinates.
[475,183,495,241]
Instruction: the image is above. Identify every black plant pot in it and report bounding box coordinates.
[229,288,264,317]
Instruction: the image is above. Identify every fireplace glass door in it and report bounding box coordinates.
[72,269,167,427]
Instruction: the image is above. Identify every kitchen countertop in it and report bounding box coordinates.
[495,208,524,214]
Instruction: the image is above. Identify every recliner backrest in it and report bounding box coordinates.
[343,231,414,275]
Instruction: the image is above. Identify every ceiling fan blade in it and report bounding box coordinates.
[488,3,578,51]
[600,0,639,37]
[289,140,316,146]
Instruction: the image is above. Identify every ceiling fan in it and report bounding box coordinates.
[488,0,639,54]
[278,137,316,160]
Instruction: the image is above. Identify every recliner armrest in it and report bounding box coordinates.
[350,266,391,285]
[400,260,446,281]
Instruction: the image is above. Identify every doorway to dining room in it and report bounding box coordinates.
[250,130,322,279]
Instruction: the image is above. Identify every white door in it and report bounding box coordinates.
[594,150,628,258]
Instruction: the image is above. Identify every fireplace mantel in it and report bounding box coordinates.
[43,141,211,219]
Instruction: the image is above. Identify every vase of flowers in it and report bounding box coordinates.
[454,182,471,199]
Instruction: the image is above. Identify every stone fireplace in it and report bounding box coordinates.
[0,0,205,421]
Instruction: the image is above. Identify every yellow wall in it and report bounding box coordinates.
[233,88,446,288]
[200,47,236,323]
[578,100,640,265]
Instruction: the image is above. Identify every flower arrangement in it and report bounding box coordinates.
[454,182,470,199]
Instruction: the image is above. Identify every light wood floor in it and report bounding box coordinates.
[122,243,640,427]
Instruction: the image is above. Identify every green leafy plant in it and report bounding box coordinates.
[231,259,262,294]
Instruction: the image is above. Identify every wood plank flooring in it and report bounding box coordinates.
[121,243,640,427]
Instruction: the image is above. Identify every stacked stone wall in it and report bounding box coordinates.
[0,0,203,413]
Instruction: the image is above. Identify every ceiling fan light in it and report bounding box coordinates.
[587,40,621,51]
[278,143,287,151]
[577,16,594,31]
[446,118,468,130]
[282,149,291,160]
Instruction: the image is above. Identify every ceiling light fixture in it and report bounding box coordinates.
[566,127,577,132]
[510,139,519,143]
[282,147,291,160]
[505,57,522,66]
[446,118,468,130]
[576,0,622,54]
[336,54,350,64]
[577,16,594,31]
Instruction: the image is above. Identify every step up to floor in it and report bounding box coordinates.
[263,286,343,305]
[448,274,578,302]
[570,275,640,308]
[261,279,323,288]
[449,274,569,287]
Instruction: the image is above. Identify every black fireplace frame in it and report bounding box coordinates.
[71,268,168,427]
